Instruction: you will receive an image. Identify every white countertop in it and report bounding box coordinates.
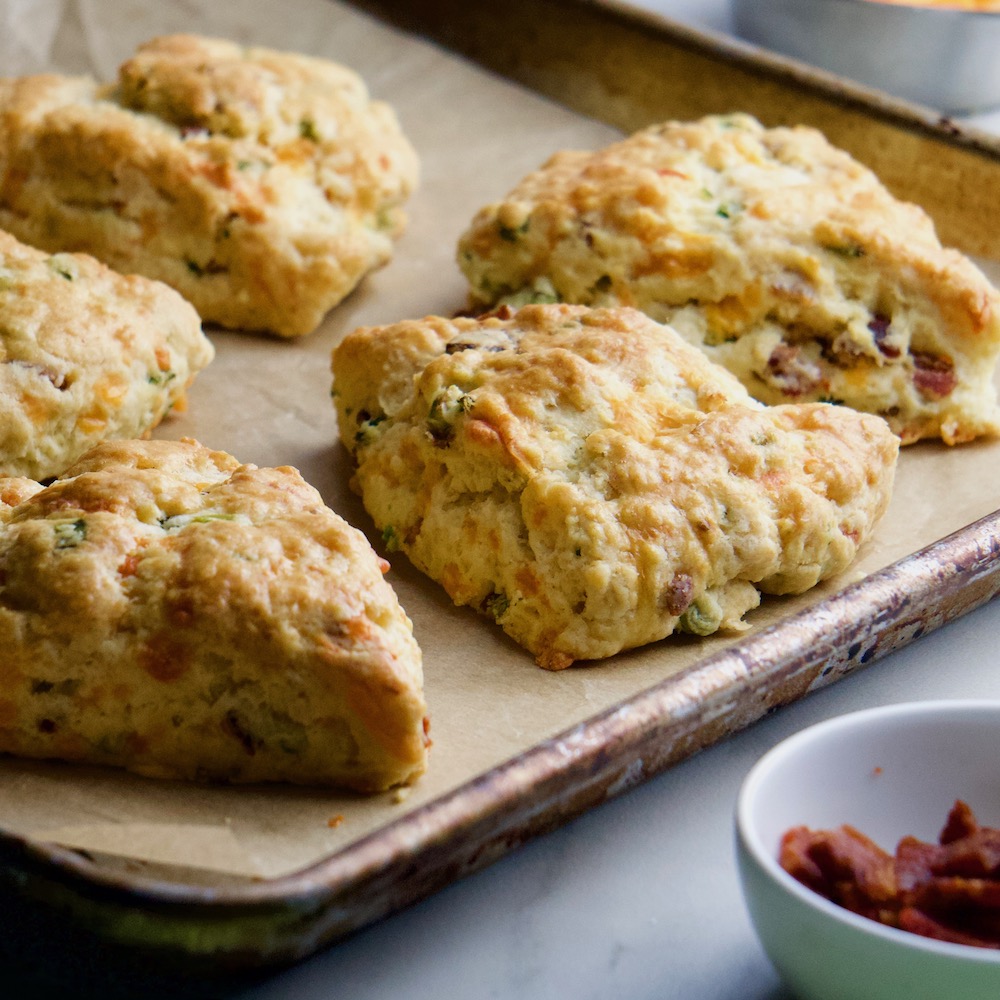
[5,3,1000,997]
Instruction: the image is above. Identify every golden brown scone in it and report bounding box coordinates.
[0,438,428,791]
[0,229,213,481]
[332,304,898,669]
[457,114,1000,445]
[0,34,418,338]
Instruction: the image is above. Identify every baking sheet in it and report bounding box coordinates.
[352,0,1000,263]
[2,0,1000,948]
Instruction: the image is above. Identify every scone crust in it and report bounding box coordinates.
[333,304,898,669]
[457,114,1000,445]
[0,34,419,337]
[0,438,428,791]
[0,229,213,480]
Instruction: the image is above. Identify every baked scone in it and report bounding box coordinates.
[457,114,1000,445]
[0,438,428,791]
[0,34,419,338]
[332,304,898,669]
[0,229,213,481]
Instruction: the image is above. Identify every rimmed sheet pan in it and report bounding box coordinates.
[2,0,1000,972]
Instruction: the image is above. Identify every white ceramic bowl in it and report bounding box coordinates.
[732,0,1000,114]
[735,701,1000,1000]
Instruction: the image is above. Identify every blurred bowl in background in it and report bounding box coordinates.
[732,0,1000,114]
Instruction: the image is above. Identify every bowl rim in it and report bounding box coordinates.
[733,0,1000,16]
[736,699,1000,964]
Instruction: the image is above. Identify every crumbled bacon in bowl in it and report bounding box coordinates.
[781,801,1000,949]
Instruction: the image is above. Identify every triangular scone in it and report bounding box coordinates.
[0,438,428,791]
[0,34,418,337]
[0,230,213,481]
[457,114,1000,445]
[332,304,898,670]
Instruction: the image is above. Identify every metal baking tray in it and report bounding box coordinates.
[3,0,1000,978]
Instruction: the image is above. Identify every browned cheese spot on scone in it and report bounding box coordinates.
[0,34,419,337]
[0,229,213,480]
[456,114,1000,445]
[0,438,428,791]
[332,304,898,669]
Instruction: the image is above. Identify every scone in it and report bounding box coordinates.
[0,229,213,481]
[0,438,428,791]
[457,114,1000,445]
[0,34,419,338]
[332,304,898,669]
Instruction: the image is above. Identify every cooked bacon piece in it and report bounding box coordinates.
[912,351,958,399]
[868,314,901,359]
[895,836,939,894]
[764,343,825,397]
[930,830,1000,879]
[898,906,1000,949]
[662,572,694,615]
[779,824,897,920]
[941,799,979,845]
[914,876,1000,911]
[780,826,829,892]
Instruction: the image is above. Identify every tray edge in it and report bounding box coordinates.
[4,505,999,971]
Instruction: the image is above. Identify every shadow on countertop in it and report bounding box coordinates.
[0,891,278,1000]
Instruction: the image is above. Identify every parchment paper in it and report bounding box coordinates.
[1,0,999,881]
